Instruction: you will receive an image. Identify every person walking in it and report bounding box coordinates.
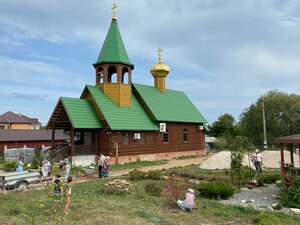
[252,149,263,174]
[177,188,196,212]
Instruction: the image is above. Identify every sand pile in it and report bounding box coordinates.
[199,151,255,170]
[200,150,300,170]
[261,150,299,168]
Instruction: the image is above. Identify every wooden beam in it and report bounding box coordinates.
[70,126,75,157]
[280,143,285,175]
[289,143,294,165]
[51,123,55,148]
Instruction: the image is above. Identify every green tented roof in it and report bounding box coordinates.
[83,85,159,131]
[61,97,102,129]
[94,20,133,67]
[133,83,207,123]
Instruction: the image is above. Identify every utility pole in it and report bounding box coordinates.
[262,96,267,150]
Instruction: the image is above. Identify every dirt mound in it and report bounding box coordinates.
[199,150,300,170]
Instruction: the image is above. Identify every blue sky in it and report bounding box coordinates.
[1,0,300,125]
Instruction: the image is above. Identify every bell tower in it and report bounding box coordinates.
[93,3,134,107]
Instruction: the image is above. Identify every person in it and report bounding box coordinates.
[16,156,24,172]
[51,173,63,202]
[177,188,196,212]
[64,159,71,182]
[100,155,110,178]
[252,149,263,174]
[98,154,105,178]
[42,158,52,180]
[64,176,73,215]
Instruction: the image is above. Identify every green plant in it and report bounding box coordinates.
[3,160,18,171]
[146,170,162,180]
[229,136,253,186]
[144,182,163,196]
[31,148,47,169]
[128,169,147,180]
[197,181,235,200]
[272,203,282,210]
[261,173,281,184]
[279,178,300,208]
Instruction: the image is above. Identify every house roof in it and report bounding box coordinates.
[47,97,102,129]
[94,19,133,68]
[0,130,68,142]
[83,85,159,131]
[133,83,207,124]
[0,111,40,124]
[61,97,102,129]
[275,134,300,144]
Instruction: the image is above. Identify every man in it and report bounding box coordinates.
[253,149,263,174]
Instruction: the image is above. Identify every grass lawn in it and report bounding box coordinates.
[0,165,299,225]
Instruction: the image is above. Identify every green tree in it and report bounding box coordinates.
[210,113,237,139]
[239,90,300,147]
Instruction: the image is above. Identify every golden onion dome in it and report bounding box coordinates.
[150,47,170,76]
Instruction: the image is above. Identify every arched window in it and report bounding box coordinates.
[97,67,104,84]
[163,129,169,143]
[108,66,117,83]
[122,67,129,84]
[183,128,188,142]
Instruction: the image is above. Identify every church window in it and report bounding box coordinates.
[123,133,128,144]
[122,67,129,84]
[183,128,188,142]
[163,129,169,143]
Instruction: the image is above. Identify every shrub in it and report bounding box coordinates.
[272,203,282,210]
[128,169,147,180]
[261,173,281,184]
[146,170,162,180]
[197,181,235,200]
[31,148,47,169]
[279,178,300,208]
[3,161,18,171]
[144,182,163,196]
[162,176,189,208]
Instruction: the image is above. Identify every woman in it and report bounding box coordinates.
[42,158,51,180]
[100,156,110,178]
[16,156,24,172]
[177,188,196,212]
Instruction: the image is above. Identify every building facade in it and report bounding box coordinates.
[47,7,208,165]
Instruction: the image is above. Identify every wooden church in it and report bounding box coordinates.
[47,5,208,165]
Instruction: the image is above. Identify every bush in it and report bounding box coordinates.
[197,181,235,200]
[146,170,162,180]
[144,182,163,196]
[31,148,47,169]
[279,178,300,208]
[128,169,146,180]
[272,203,282,210]
[261,173,281,184]
[3,161,18,171]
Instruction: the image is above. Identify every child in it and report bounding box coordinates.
[64,160,71,182]
[64,176,73,214]
[51,173,63,202]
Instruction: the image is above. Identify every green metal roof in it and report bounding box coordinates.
[133,83,207,123]
[61,97,102,129]
[94,20,133,67]
[83,85,159,131]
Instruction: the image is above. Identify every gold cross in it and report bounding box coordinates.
[112,3,117,20]
[157,47,163,63]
